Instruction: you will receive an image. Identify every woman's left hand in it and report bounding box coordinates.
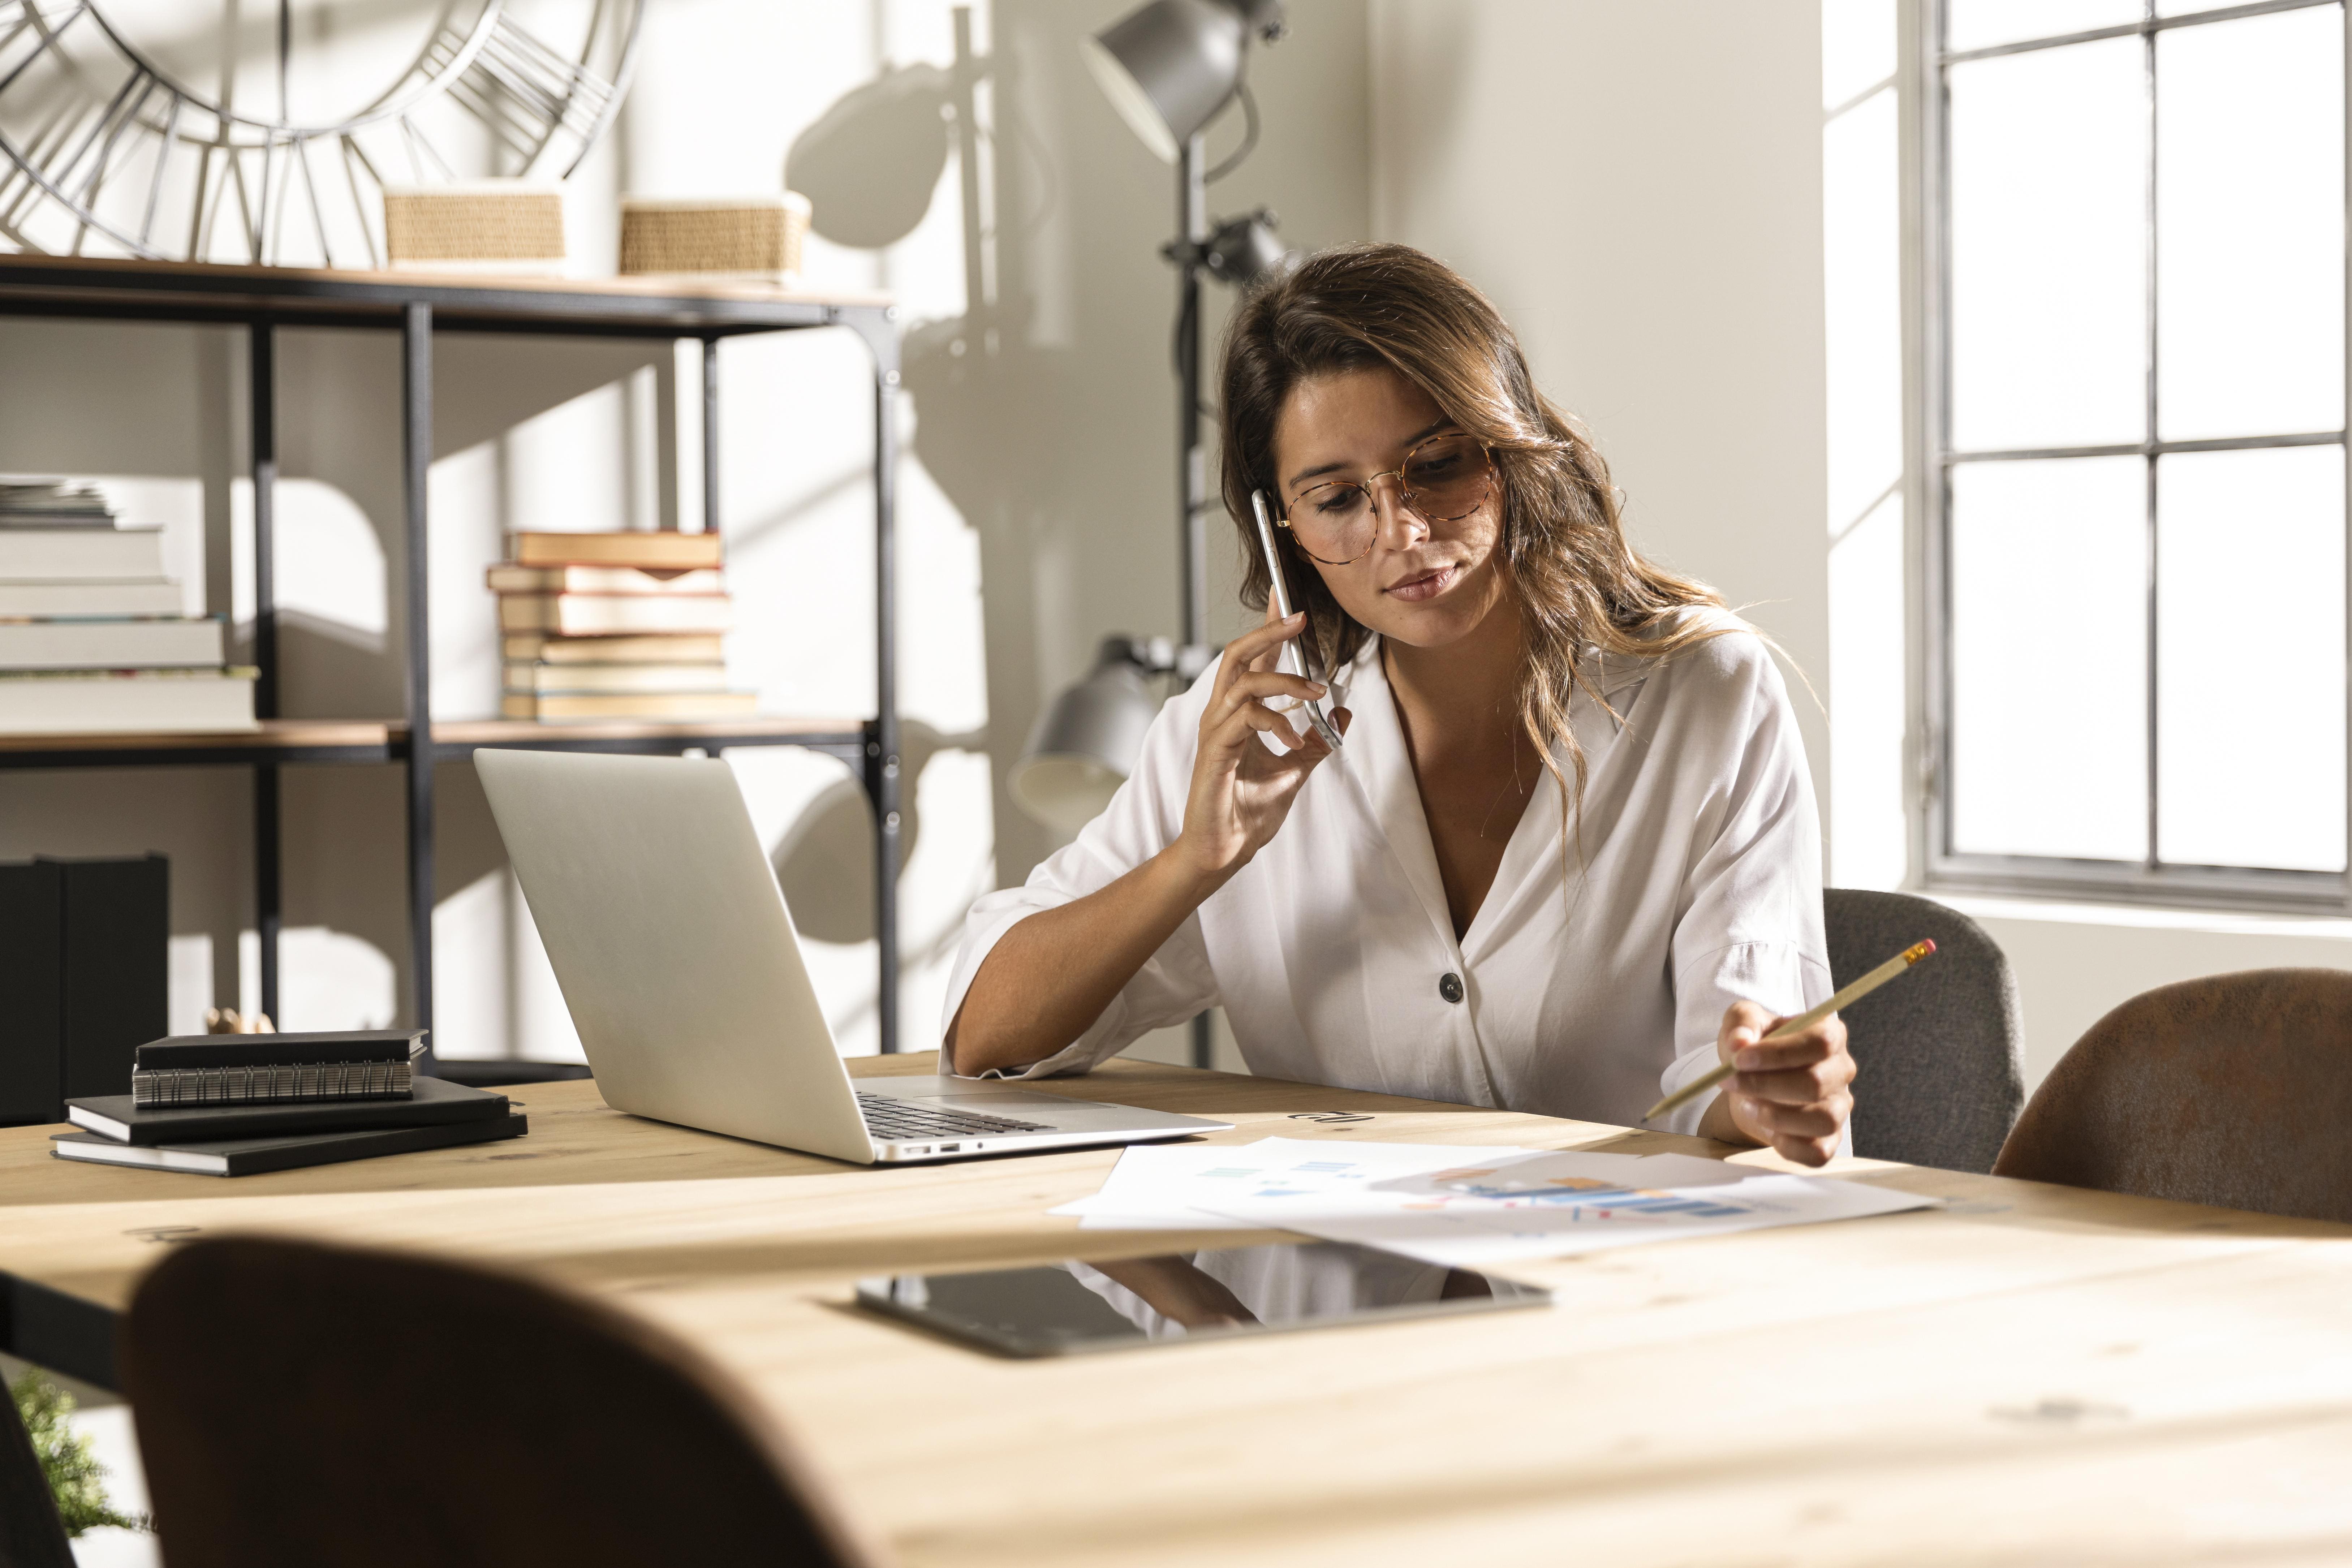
[1700,1000,1855,1167]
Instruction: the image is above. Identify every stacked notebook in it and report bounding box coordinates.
[51,1029,527,1177]
[0,480,256,733]
[490,531,752,722]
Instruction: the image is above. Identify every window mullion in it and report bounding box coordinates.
[2342,0,2352,905]
[2144,5,2163,874]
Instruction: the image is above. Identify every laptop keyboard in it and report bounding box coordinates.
[856,1092,1054,1143]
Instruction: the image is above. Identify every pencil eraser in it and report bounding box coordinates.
[1920,939,1936,955]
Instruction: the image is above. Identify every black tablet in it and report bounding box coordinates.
[855,1239,1554,1357]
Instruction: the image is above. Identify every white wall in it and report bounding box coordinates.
[0,0,1371,1068]
[1369,0,1832,818]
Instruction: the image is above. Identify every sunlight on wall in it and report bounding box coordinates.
[231,477,389,641]
[1823,0,1908,889]
[167,934,212,1035]
[240,926,396,1032]
[85,477,206,617]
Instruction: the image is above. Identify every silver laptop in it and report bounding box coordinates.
[475,748,1229,1165]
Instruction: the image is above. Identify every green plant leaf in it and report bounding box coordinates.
[10,1370,147,1537]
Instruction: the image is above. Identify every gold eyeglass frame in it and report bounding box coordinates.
[1275,434,1498,567]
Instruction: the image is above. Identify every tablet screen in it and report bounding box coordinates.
[855,1240,1553,1357]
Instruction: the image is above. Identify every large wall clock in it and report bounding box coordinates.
[0,0,642,267]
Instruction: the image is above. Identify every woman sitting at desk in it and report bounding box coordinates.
[942,243,1852,1166]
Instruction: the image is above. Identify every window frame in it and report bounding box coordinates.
[1917,0,2352,913]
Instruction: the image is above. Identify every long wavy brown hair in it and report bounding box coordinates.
[1218,242,1734,830]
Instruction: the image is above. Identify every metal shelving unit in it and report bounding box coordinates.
[0,253,905,1055]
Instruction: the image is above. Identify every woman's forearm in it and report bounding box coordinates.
[944,847,1222,1076]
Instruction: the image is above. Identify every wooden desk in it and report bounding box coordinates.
[2,1055,2348,1566]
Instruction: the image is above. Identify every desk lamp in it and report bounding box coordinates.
[1012,0,1292,841]
[1011,0,1291,1069]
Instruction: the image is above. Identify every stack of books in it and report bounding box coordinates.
[0,481,257,733]
[489,531,753,722]
[51,1030,526,1176]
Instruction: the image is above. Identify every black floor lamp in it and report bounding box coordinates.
[1010,0,1291,1068]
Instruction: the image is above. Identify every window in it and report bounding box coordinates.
[1925,0,2351,908]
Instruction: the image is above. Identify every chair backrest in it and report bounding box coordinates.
[0,1377,74,1568]
[120,1237,888,1568]
[1993,968,2352,1223]
[1824,888,2024,1172]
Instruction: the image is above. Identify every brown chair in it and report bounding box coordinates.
[1993,968,2352,1224]
[120,1237,888,1568]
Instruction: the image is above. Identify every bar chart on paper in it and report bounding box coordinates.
[1052,1140,1937,1267]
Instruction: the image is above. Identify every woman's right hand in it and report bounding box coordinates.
[1171,609,1349,890]
[947,609,1347,1076]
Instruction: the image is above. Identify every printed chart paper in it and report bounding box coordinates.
[1050,1137,1536,1230]
[1197,1147,1939,1267]
[1055,1139,1937,1265]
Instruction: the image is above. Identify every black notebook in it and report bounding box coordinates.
[51,1113,528,1177]
[132,1030,426,1070]
[132,1030,429,1108]
[66,1074,509,1146]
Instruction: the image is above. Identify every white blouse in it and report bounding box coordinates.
[940,619,1831,1137]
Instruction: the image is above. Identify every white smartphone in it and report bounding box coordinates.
[1250,490,1343,750]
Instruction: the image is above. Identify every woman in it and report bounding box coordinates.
[942,244,1852,1165]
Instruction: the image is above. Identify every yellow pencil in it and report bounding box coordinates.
[1644,938,1938,1123]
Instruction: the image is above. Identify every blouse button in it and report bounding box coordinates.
[1438,972,1465,1004]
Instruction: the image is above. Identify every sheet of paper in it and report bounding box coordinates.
[1190,1147,1939,1266]
[1049,1143,1273,1230]
[1050,1137,1537,1231]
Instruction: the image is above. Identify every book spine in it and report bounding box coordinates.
[0,861,64,1123]
[59,856,166,1103]
[132,1061,416,1107]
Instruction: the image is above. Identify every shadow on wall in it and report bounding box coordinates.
[791,0,1233,901]
[772,717,980,944]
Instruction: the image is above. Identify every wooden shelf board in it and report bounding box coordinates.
[0,253,892,334]
[0,715,868,764]
[0,718,378,753]
[425,716,865,746]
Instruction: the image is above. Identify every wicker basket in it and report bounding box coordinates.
[619,193,811,281]
[382,182,565,273]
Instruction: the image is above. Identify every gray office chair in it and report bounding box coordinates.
[1824,888,2024,1173]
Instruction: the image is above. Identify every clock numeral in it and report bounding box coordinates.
[441,12,620,176]
[398,113,455,183]
[137,89,179,246]
[66,66,161,247]
[0,3,89,102]
[0,43,163,251]
[338,133,386,267]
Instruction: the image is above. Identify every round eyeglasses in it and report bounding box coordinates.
[1276,433,1496,567]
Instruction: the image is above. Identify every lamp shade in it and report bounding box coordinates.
[1081,0,1248,164]
[1202,209,1288,287]
[1011,640,1160,837]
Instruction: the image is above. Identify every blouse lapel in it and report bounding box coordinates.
[1331,642,1462,959]
[1458,647,1649,964]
